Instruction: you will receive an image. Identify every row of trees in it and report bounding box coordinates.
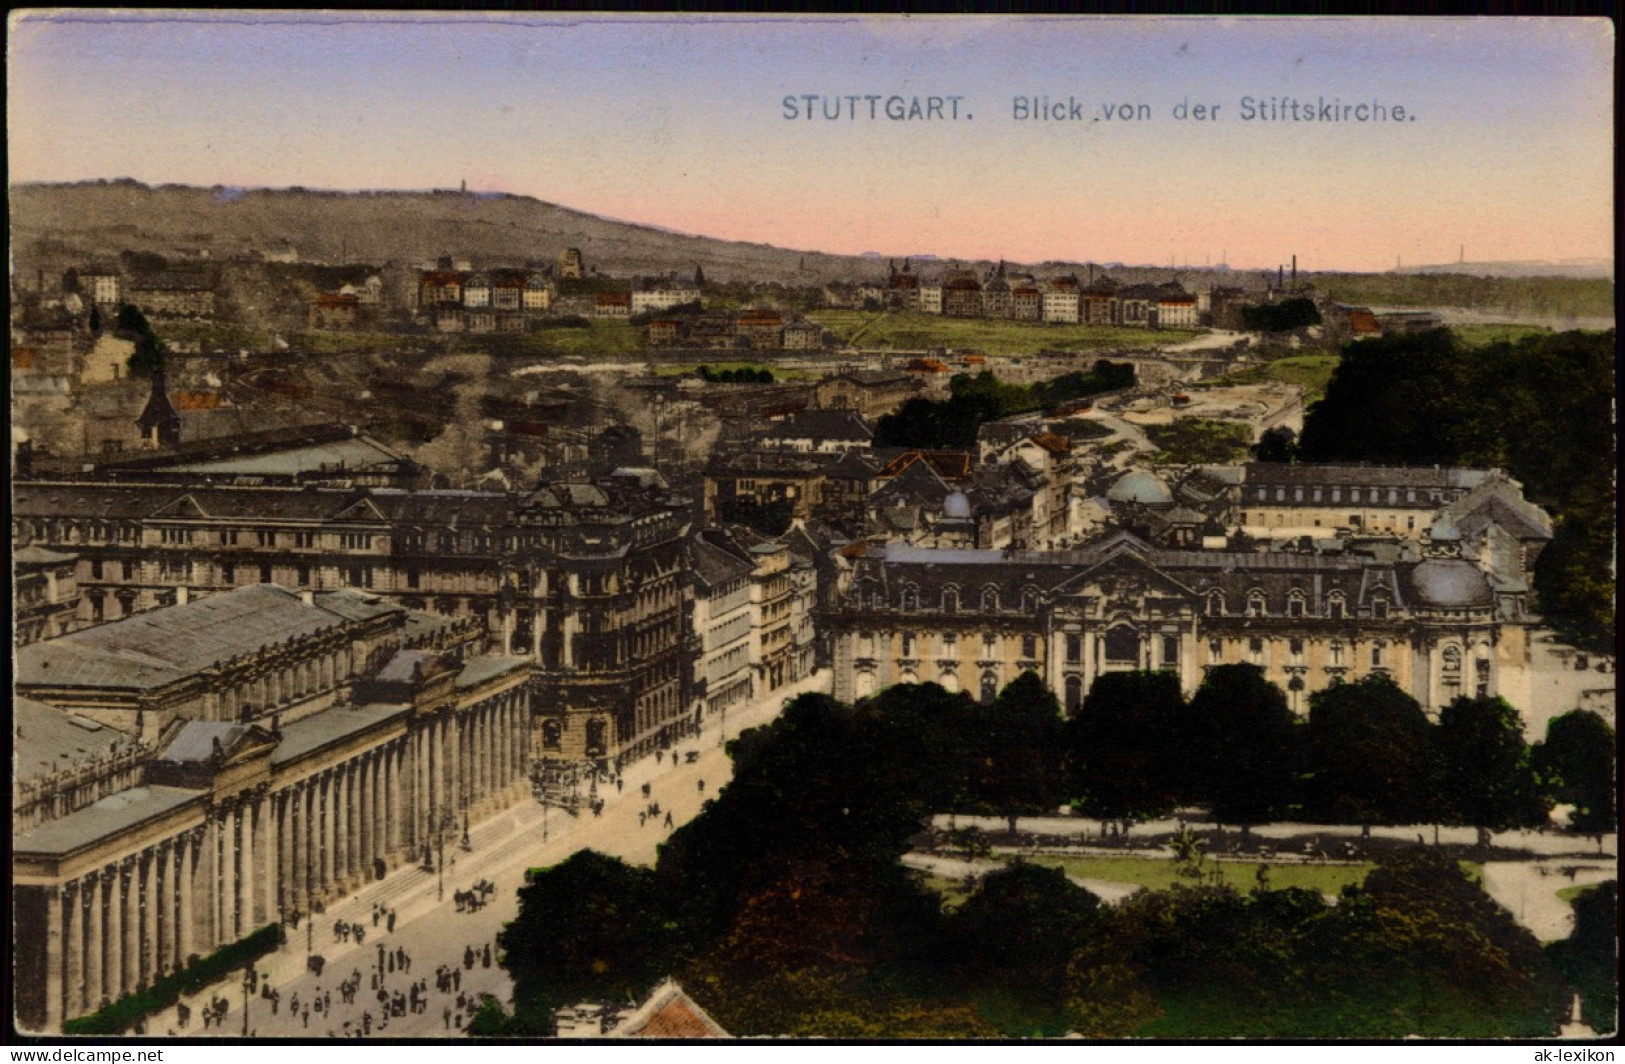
[1294,328,1616,650]
[874,362,1135,450]
[488,677,1599,1038]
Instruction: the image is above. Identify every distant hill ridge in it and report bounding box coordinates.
[9,180,1247,288]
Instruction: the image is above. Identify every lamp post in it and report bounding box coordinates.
[241,965,253,1037]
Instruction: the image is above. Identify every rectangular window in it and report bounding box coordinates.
[91,559,104,580]
[1066,635,1081,663]
[341,532,370,550]
[258,530,275,547]
[221,529,238,545]
[294,531,318,549]
[222,562,235,584]
[1022,634,1037,659]
[1162,635,1179,665]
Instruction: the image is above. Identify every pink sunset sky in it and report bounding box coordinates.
[8,13,1614,272]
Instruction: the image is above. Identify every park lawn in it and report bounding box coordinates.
[1198,353,1340,402]
[1449,323,1555,348]
[1145,417,1253,464]
[1556,882,1608,904]
[525,320,645,358]
[1025,854,1377,895]
[807,310,1197,356]
[651,361,821,380]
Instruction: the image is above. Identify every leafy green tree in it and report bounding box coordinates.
[1067,671,1191,823]
[1430,695,1546,834]
[1545,881,1618,1033]
[1242,298,1322,332]
[1188,664,1299,826]
[1300,848,1569,1037]
[114,303,167,378]
[1533,710,1616,838]
[499,851,682,1033]
[1250,425,1298,463]
[1304,674,1433,826]
[946,862,1108,1035]
[958,671,1064,814]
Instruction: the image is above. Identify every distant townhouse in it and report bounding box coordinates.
[631,285,701,315]
[1155,282,1198,329]
[942,274,984,318]
[308,291,361,330]
[126,273,215,319]
[1081,277,1120,325]
[1012,285,1042,321]
[781,320,824,350]
[758,409,876,455]
[735,309,784,349]
[688,531,757,724]
[15,546,80,646]
[78,268,123,307]
[595,291,632,318]
[648,319,684,346]
[918,281,944,315]
[815,369,923,420]
[1041,278,1082,324]
[1116,283,1159,327]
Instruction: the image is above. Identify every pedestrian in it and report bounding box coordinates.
[372,904,380,928]
[639,811,646,827]
[302,1008,310,1029]
[698,779,704,794]
[656,749,663,764]
[387,909,396,933]
[453,968,461,991]
[616,777,623,794]
[444,1007,451,1030]
[483,943,491,968]
[665,810,674,828]
[325,991,332,1013]
[464,945,475,970]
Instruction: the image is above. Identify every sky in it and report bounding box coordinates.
[7,12,1614,272]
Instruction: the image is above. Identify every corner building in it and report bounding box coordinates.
[826,531,1532,718]
[13,585,531,1032]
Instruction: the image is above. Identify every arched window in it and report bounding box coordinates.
[981,585,1000,611]
[1371,642,1386,668]
[1287,590,1306,617]
[980,671,999,704]
[942,587,959,613]
[1247,590,1267,617]
[940,670,960,694]
[901,585,918,611]
[1326,592,1346,620]
[585,718,607,757]
[541,720,563,750]
[1022,587,1040,613]
[1441,645,1462,683]
[1207,591,1225,617]
[1104,626,1140,664]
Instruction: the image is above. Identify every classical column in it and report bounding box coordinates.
[320,772,335,894]
[44,886,65,1031]
[64,881,85,1020]
[387,740,403,856]
[333,767,349,890]
[121,859,139,994]
[220,806,237,943]
[138,849,156,984]
[238,802,255,935]
[85,873,105,1009]
[151,844,168,979]
[178,832,196,967]
[345,763,360,885]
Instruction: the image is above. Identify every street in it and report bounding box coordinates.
[145,669,832,1038]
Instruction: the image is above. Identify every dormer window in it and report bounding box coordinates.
[1207,591,1226,616]
[1372,597,1389,620]
[981,586,1000,611]
[1246,590,1267,617]
[901,586,919,611]
[942,588,959,613]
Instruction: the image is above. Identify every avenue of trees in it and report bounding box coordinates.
[875,363,1134,450]
[1293,328,1616,651]
[485,671,1609,1039]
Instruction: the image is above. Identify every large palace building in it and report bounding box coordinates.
[12,469,696,765]
[13,585,531,1032]
[825,523,1542,719]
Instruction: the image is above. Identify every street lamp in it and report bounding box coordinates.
[241,965,253,1037]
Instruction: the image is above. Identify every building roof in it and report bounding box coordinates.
[15,545,77,566]
[762,409,875,443]
[14,786,204,858]
[1402,558,1495,609]
[154,721,256,765]
[15,697,129,782]
[271,701,413,768]
[453,655,531,691]
[689,536,756,589]
[1107,471,1174,505]
[611,980,729,1039]
[15,585,396,693]
[161,434,405,477]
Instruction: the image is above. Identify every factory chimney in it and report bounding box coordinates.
[1291,255,1297,285]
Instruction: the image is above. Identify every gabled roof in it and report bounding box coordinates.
[611,980,729,1039]
[762,409,875,443]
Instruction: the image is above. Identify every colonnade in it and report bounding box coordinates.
[28,683,531,1031]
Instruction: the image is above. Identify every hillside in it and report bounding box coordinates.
[8,180,897,285]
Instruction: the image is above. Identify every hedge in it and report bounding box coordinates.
[64,923,283,1035]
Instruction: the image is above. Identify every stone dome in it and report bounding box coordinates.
[1429,512,1461,542]
[1107,471,1174,506]
[943,491,972,519]
[1407,558,1494,608]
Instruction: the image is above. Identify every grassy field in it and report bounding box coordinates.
[808,310,1198,356]
[1145,417,1253,465]
[651,361,820,380]
[1197,353,1340,402]
[1028,855,1376,895]
[1449,323,1556,347]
